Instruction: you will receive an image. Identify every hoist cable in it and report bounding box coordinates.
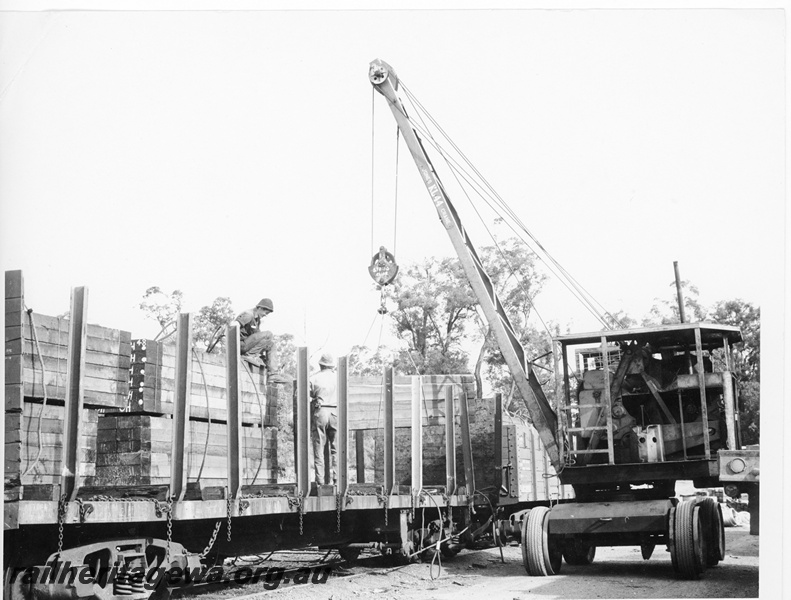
[401,84,621,329]
[401,84,621,328]
[410,87,625,330]
[401,97,609,327]
[360,311,380,350]
[393,128,400,257]
[402,92,557,340]
[370,86,376,258]
[401,91,601,336]
[403,107,607,327]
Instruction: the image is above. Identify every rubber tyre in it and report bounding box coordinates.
[521,506,561,576]
[698,498,725,566]
[673,501,705,579]
[563,539,596,566]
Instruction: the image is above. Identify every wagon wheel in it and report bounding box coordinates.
[382,540,417,565]
[671,501,706,579]
[521,506,562,576]
[698,498,725,566]
[440,539,461,558]
[4,568,28,600]
[563,538,596,565]
[339,547,361,563]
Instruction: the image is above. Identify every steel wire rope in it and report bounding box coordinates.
[401,84,623,330]
[22,308,49,477]
[402,119,607,329]
[241,361,267,486]
[393,128,400,257]
[401,96,609,332]
[353,309,385,483]
[402,90,557,340]
[374,313,387,432]
[424,492,447,579]
[192,348,213,483]
[395,340,433,426]
[405,111,613,331]
[370,86,376,257]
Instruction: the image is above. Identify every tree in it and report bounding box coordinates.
[138,286,183,340]
[642,279,707,326]
[474,238,549,406]
[348,344,395,377]
[274,333,298,378]
[710,299,760,382]
[386,257,476,375]
[193,296,235,350]
[710,299,760,445]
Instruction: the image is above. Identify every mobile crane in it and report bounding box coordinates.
[369,58,759,579]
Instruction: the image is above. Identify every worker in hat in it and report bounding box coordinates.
[234,298,287,384]
[309,353,337,486]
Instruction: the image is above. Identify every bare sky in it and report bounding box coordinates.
[0,2,787,590]
[0,4,785,359]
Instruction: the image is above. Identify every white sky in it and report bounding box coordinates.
[0,1,787,590]
[0,4,784,359]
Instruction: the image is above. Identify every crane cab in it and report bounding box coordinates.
[553,322,744,493]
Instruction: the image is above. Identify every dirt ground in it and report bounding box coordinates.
[192,527,759,600]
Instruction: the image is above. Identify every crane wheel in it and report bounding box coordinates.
[521,506,561,576]
[671,501,706,579]
[698,498,725,566]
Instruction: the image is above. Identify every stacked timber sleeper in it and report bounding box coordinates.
[4,270,129,500]
[350,375,475,485]
[3,270,279,502]
[105,338,279,489]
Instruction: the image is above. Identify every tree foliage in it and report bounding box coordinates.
[642,279,707,326]
[138,286,183,340]
[642,287,760,445]
[193,296,235,350]
[475,238,549,407]
[274,333,297,378]
[709,299,760,445]
[348,345,395,377]
[386,258,476,375]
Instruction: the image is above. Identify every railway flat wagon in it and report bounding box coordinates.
[4,271,564,600]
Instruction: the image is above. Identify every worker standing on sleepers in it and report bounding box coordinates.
[310,353,338,485]
[234,298,287,384]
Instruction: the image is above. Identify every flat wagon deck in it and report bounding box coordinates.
[4,270,564,599]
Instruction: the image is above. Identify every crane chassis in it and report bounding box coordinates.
[369,58,759,579]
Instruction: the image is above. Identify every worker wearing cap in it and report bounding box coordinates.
[309,353,338,486]
[234,298,286,384]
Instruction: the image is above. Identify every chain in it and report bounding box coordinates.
[298,493,304,536]
[56,495,68,556]
[226,495,233,543]
[284,493,304,535]
[376,493,389,527]
[200,521,223,558]
[165,496,173,566]
[336,492,342,533]
[85,495,168,517]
